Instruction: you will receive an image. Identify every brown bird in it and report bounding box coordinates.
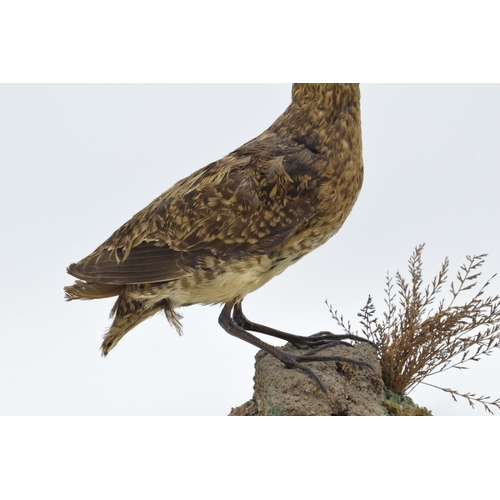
[65,83,373,392]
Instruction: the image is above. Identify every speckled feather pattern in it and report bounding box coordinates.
[65,84,363,355]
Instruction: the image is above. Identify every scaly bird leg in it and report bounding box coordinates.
[232,300,377,353]
[220,301,373,394]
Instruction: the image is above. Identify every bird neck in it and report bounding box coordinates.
[268,83,361,154]
[291,83,360,110]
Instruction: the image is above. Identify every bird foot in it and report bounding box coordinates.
[221,301,375,394]
[290,331,378,350]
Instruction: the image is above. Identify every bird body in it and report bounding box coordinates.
[66,84,365,386]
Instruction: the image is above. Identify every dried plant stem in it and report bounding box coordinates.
[327,244,500,414]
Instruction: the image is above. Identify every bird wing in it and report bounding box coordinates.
[67,138,321,285]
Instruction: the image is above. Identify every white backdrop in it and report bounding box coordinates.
[1,83,499,415]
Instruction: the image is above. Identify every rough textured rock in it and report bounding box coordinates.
[229,341,386,416]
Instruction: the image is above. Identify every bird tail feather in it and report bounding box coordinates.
[64,280,123,301]
[101,292,165,356]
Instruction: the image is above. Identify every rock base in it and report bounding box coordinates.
[229,340,386,416]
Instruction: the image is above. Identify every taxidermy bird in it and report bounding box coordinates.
[65,83,373,392]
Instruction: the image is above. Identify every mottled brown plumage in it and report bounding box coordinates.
[65,84,371,392]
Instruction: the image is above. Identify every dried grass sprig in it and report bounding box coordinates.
[327,244,500,414]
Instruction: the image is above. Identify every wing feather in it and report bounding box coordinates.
[67,137,320,285]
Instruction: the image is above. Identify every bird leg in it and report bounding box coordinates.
[232,300,377,353]
[220,301,373,394]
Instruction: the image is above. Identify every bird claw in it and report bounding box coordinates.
[289,331,378,351]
